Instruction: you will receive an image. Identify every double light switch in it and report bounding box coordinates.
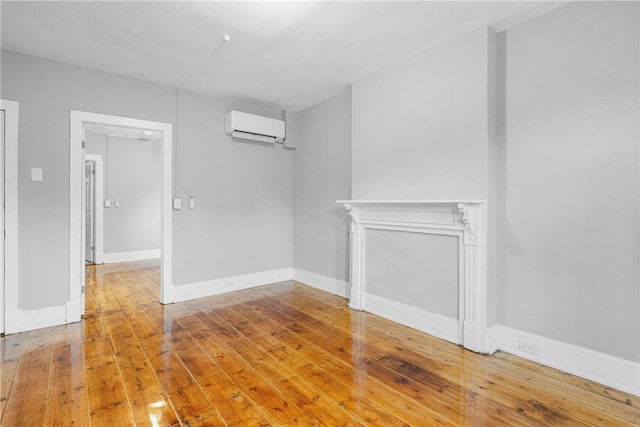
[173,196,196,210]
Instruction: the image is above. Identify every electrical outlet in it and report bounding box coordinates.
[519,340,539,355]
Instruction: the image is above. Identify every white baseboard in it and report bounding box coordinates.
[4,303,85,334]
[66,300,82,323]
[174,268,293,303]
[496,325,640,397]
[364,292,460,345]
[486,323,501,354]
[463,321,499,354]
[4,309,23,334]
[103,249,161,263]
[12,305,67,333]
[292,268,350,298]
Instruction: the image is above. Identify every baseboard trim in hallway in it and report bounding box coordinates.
[103,249,161,263]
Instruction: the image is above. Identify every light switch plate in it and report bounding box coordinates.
[31,168,43,181]
[173,198,182,210]
[104,200,111,208]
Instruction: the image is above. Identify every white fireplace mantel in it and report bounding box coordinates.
[338,199,491,354]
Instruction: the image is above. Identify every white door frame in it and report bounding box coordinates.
[85,154,104,264]
[1,100,19,334]
[83,160,93,265]
[70,111,173,322]
[1,109,4,333]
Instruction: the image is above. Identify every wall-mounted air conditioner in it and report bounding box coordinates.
[225,110,285,144]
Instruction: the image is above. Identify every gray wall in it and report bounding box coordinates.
[1,51,175,309]
[85,132,161,254]
[1,50,293,309]
[351,27,492,200]
[499,1,639,362]
[347,2,639,362]
[350,27,498,325]
[366,230,459,318]
[294,88,351,281]
[172,90,293,285]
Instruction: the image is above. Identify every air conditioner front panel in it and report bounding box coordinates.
[225,110,285,143]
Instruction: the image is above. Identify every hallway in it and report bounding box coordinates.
[86,259,162,312]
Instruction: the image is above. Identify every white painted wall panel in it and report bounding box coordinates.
[365,229,459,318]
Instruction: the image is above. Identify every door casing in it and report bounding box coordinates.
[70,111,173,322]
[1,99,19,334]
[84,154,104,265]
[85,160,95,263]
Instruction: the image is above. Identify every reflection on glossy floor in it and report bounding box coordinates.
[1,261,639,426]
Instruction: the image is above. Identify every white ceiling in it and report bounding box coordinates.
[1,1,568,111]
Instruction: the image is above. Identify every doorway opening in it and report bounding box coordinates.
[70,111,173,323]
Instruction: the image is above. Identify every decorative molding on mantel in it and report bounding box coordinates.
[338,199,490,354]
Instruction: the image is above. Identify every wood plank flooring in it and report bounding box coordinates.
[1,260,639,426]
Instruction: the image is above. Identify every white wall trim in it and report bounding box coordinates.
[19,305,67,333]
[365,292,460,345]
[70,111,174,323]
[65,300,81,323]
[4,302,88,334]
[496,325,640,397]
[339,200,490,353]
[288,268,640,397]
[292,268,350,298]
[4,309,22,334]
[486,323,502,355]
[85,154,104,264]
[1,99,19,335]
[174,268,293,303]
[103,249,161,264]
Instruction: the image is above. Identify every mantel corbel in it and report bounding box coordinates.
[344,205,361,233]
[457,203,482,246]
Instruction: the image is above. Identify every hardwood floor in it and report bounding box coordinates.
[1,261,639,426]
